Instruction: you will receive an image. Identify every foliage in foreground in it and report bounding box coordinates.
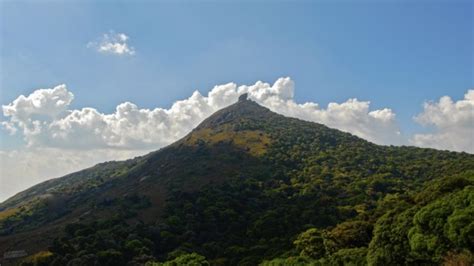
[26,171,473,265]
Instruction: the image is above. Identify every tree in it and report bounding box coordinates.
[293,228,326,259]
[97,249,124,266]
[408,187,474,263]
[367,208,416,266]
[163,253,210,266]
[323,221,372,253]
[328,247,367,266]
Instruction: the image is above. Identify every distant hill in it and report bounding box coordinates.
[1,97,473,265]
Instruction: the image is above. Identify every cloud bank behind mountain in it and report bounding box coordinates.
[1,78,472,201]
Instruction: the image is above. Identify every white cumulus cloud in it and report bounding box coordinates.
[1,84,73,144]
[0,78,404,201]
[411,90,474,153]
[8,78,474,201]
[88,31,135,55]
[2,78,402,151]
[241,78,402,145]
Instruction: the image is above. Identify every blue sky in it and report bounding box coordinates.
[2,1,472,128]
[0,0,473,201]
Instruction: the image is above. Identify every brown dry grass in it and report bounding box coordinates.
[443,250,474,266]
[0,207,20,220]
[185,128,271,156]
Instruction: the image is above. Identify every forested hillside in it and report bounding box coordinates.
[1,98,472,265]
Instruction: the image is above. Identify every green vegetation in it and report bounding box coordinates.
[146,253,210,266]
[1,100,473,265]
[0,195,71,235]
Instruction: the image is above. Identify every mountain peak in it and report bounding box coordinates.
[238,93,248,102]
[194,96,277,131]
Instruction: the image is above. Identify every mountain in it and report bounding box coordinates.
[1,97,473,265]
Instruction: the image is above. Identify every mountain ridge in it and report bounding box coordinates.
[0,97,350,208]
[1,98,473,265]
